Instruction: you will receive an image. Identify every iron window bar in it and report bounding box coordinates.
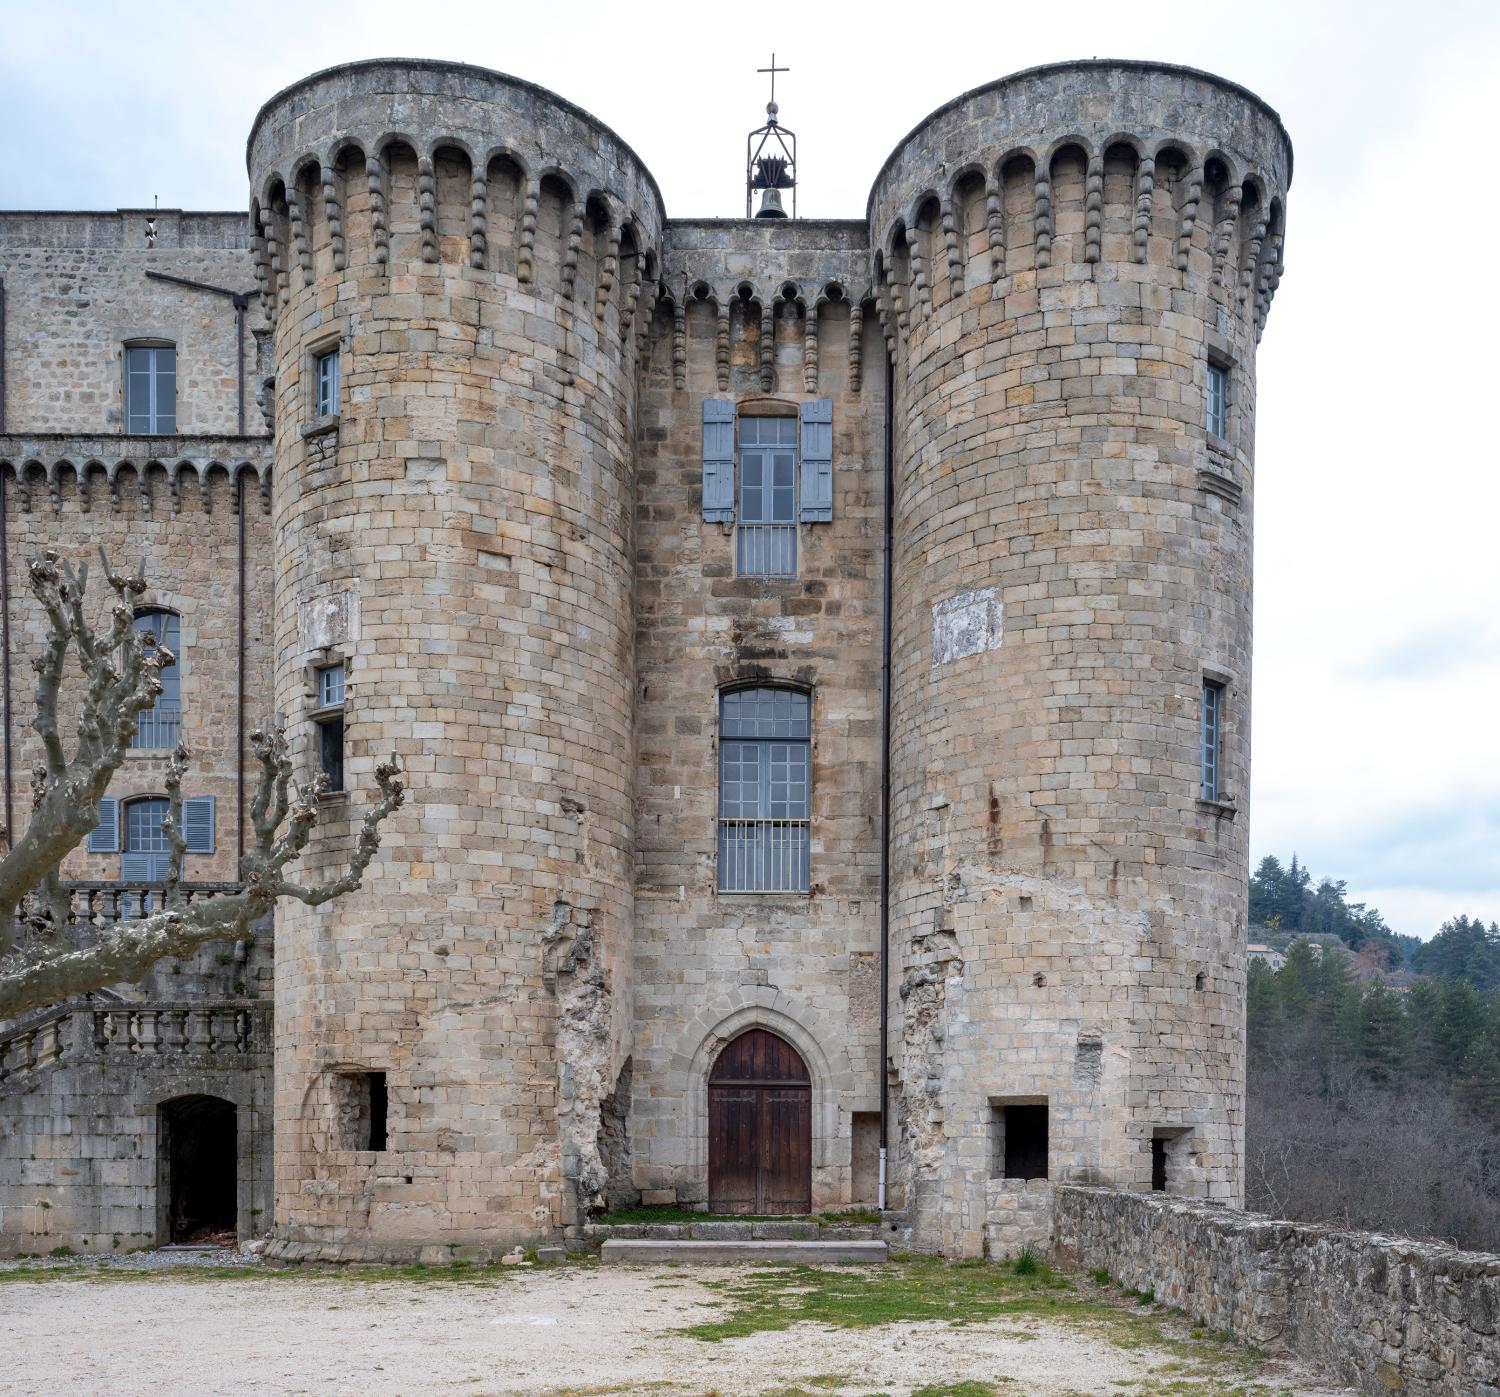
[716,818,811,894]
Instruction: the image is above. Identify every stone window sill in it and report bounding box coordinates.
[300,414,340,441]
[1206,432,1235,460]
[1197,797,1237,819]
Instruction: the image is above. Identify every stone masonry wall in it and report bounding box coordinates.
[1055,1186,1500,1397]
[249,60,664,1257]
[870,62,1290,1255]
[0,211,256,435]
[631,220,886,1208]
[0,1001,273,1257]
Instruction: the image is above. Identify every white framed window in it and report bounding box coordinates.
[736,416,798,578]
[314,662,346,792]
[314,348,340,418]
[125,344,177,434]
[1205,362,1228,439]
[1200,679,1226,802]
[717,686,810,893]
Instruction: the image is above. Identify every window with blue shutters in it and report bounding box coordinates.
[131,609,181,749]
[717,686,811,893]
[701,399,835,578]
[121,797,171,883]
[737,416,798,577]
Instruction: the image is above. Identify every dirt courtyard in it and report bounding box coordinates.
[4,1256,1357,1396]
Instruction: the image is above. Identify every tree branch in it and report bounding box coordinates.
[0,553,406,1016]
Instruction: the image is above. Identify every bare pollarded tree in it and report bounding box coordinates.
[0,550,404,1020]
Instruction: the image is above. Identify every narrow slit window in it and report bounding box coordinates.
[1201,679,1225,802]
[1205,362,1228,438]
[314,348,340,418]
[314,662,346,793]
[366,1072,388,1152]
[737,416,798,578]
[1151,1137,1168,1192]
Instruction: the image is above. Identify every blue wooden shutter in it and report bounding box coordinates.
[121,851,154,882]
[87,797,119,853]
[183,796,216,854]
[702,398,735,523]
[799,398,833,522]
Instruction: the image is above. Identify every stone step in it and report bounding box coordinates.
[600,1238,887,1265]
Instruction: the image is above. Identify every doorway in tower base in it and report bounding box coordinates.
[157,1094,238,1244]
[708,1028,812,1214]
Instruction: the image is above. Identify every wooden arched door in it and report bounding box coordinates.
[708,1028,812,1215]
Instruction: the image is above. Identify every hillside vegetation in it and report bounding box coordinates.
[1245,856,1500,1250]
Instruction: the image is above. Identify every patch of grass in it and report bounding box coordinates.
[680,1256,1075,1341]
[1012,1247,1038,1276]
[1089,1267,1113,1285]
[47,1246,75,1258]
[911,1384,1002,1397]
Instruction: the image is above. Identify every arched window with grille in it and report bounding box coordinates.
[132,609,181,749]
[717,686,811,894]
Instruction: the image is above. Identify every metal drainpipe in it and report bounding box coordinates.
[1,466,10,851]
[0,276,10,847]
[877,348,895,1210]
[236,471,247,866]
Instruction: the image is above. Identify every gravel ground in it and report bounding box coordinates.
[3,1254,1359,1396]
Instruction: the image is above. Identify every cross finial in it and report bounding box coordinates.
[758,52,789,111]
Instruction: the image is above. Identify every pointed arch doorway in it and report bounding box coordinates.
[708,1028,812,1214]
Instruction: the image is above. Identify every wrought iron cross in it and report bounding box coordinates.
[758,53,789,107]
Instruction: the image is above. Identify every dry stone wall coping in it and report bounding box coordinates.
[1054,1185,1500,1397]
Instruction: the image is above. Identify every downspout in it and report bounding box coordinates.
[1,276,11,848]
[236,471,246,866]
[877,349,895,1210]
[1,466,10,851]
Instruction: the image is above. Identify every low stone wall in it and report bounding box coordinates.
[1054,1186,1500,1397]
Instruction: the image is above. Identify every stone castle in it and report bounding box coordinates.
[0,57,1291,1263]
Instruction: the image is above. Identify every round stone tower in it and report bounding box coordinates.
[869,62,1290,1255]
[247,60,663,1258]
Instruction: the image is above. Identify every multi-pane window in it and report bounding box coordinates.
[1201,679,1226,802]
[737,416,798,578]
[125,345,177,434]
[718,686,810,893]
[314,349,340,418]
[1205,362,1228,438]
[314,662,345,793]
[122,797,171,883]
[132,610,181,749]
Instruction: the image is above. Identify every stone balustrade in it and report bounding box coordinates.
[0,1000,270,1090]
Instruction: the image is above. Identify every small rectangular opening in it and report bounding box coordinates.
[989,1099,1048,1180]
[367,1072,388,1152]
[333,1070,388,1152]
[1151,1137,1167,1192]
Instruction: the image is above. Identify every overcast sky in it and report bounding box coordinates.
[3,0,1496,939]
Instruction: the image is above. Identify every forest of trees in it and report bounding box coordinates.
[1245,855,1500,1251]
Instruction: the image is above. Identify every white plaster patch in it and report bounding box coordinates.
[298,590,356,653]
[931,588,1003,666]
